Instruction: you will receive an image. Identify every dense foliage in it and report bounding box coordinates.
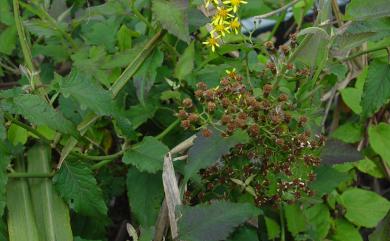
[0,0,389,241]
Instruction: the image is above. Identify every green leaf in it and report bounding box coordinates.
[293,27,330,67]
[333,19,390,50]
[127,95,160,129]
[7,123,28,146]
[0,219,8,241]
[185,129,249,180]
[284,204,306,235]
[332,219,363,241]
[368,123,390,167]
[117,25,134,51]
[7,160,40,241]
[74,237,102,241]
[123,136,169,173]
[331,123,362,143]
[0,152,10,216]
[228,226,258,241]
[361,61,390,117]
[0,111,5,140]
[303,203,331,241]
[355,158,385,178]
[339,188,390,228]
[60,69,120,116]
[126,168,164,227]
[265,217,280,239]
[174,42,195,80]
[53,160,107,217]
[4,94,76,135]
[152,0,190,43]
[340,88,362,114]
[133,49,164,103]
[0,0,13,25]
[178,201,260,241]
[320,139,363,164]
[0,26,17,55]
[310,165,350,197]
[345,0,390,20]
[81,17,120,51]
[369,213,390,241]
[27,144,73,241]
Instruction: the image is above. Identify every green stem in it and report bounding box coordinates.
[8,171,54,178]
[156,119,180,140]
[110,29,166,97]
[91,159,113,170]
[131,0,154,30]
[70,148,130,161]
[280,203,286,241]
[341,46,389,61]
[13,0,40,89]
[5,114,51,144]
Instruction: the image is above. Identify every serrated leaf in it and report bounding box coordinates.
[123,136,169,173]
[27,144,73,241]
[178,201,260,241]
[3,94,76,135]
[185,129,249,180]
[345,0,390,20]
[53,160,107,217]
[59,69,120,117]
[339,188,390,228]
[368,123,390,167]
[284,204,306,235]
[152,0,189,43]
[332,219,363,241]
[361,61,390,117]
[174,41,194,80]
[126,168,164,227]
[133,49,164,104]
[0,152,10,216]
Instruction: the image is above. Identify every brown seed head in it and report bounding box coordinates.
[181,120,191,129]
[188,113,199,123]
[207,102,217,112]
[263,84,273,95]
[196,82,207,90]
[182,98,193,108]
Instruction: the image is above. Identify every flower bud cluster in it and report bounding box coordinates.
[178,69,324,207]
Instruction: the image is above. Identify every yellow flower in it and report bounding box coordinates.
[203,35,220,52]
[226,68,237,78]
[223,0,248,12]
[229,17,241,34]
[211,22,230,36]
[212,7,233,24]
[205,0,219,7]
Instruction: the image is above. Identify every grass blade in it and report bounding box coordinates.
[28,144,73,241]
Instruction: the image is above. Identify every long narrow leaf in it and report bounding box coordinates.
[28,144,73,241]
